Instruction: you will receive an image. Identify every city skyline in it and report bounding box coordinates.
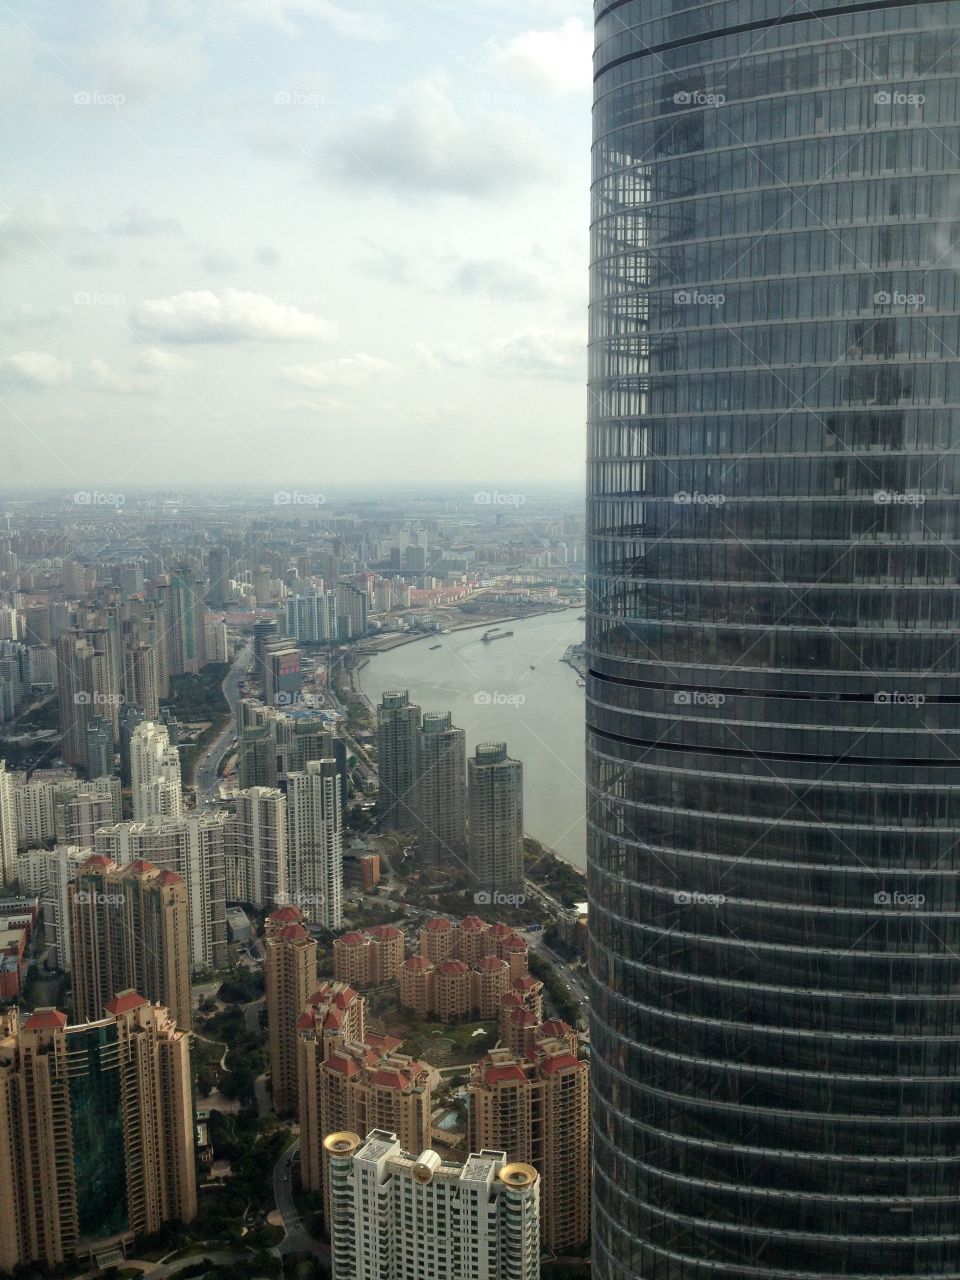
[1,1,590,490]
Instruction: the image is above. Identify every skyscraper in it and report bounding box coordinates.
[324,1131,539,1280]
[0,761,16,887]
[0,996,196,1271]
[286,758,344,929]
[376,690,420,831]
[264,906,317,1115]
[84,715,114,780]
[588,5,960,1277]
[69,854,192,1031]
[468,742,523,896]
[130,721,183,821]
[414,711,467,861]
[227,785,288,909]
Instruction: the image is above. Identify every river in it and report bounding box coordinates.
[359,610,587,870]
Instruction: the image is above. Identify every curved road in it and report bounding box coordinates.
[273,1139,329,1260]
[196,640,251,803]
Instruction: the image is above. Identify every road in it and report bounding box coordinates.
[196,640,251,802]
[273,1139,329,1260]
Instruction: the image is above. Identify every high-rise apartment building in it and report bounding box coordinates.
[286,758,343,929]
[227,785,288,909]
[376,691,420,830]
[0,761,16,887]
[159,566,206,676]
[468,742,523,895]
[333,924,404,988]
[69,855,191,1030]
[0,996,196,1271]
[469,1029,589,1253]
[122,640,160,720]
[130,721,183,821]
[55,631,115,768]
[588,5,960,1276]
[285,588,337,645]
[325,1130,539,1280]
[238,721,279,790]
[264,905,317,1115]
[94,813,227,972]
[414,712,467,861]
[16,843,86,968]
[84,715,114,780]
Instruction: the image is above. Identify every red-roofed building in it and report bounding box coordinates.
[456,916,490,965]
[333,923,406,988]
[265,911,317,1116]
[420,915,455,964]
[468,1031,589,1254]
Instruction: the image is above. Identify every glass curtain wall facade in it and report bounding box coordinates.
[587,1,960,1276]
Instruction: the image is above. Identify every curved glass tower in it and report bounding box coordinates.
[587,2,960,1276]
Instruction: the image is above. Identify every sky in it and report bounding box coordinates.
[0,0,592,494]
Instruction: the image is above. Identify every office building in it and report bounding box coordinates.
[159,566,206,676]
[226,786,288,909]
[333,924,404,988]
[94,813,228,972]
[0,761,16,887]
[469,1029,589,1253]
[414,712,467,861]
[238,721,278,790]
[286,588,337,645]
[376,690,421,831]
[587,4,960,1275]
[130,721,183,821]
[0,996,196,1271]
[265,906,318,1115]
[468,742,523,895]
[69,855,191,1030]
[264,646,303,709]
[325,1130,539,1280]
[286,758,343,930]
[84,715,114,780]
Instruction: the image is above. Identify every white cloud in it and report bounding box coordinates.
[0,196,65,258]
[85,359,137,393]
[1,351,73,389]
[322,77,550,197]
[417,327,585,379]
[137,347,193,373]
[0,303,70,334]
[493,18,592,93]
[131,288,338,343]
[282,353,399,389]
[226,0,393,40]
[196,248,240,275]
[74,32,205,102]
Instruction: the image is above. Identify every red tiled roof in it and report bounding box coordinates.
[437,958,468,976]
[277,923,309,942]
[105,991,148,1016]
[324,1053,360,1077]
[371,1068,411,1089]
[365,1032,402,1054]
[513,976,541,993]
[485,1063,527,1085]
[25,1008,68,1031]
[367,925,402,940]
[269,905,303,923]
[402,955,433,972]
[80,854,114,871]
[540,1052,580,1074]
[475,956,507,973]
[459,916,487,931]
[509,1009,539,1027]
[501,992,523,1009]
[502,934,527,950]
[332,986,357,1008]
[425,917,453,932]
[488,922,513,937]
[155,868,183,886]
[126,859,156,875]
[337,931,365,947]
[540,1019,571,1037]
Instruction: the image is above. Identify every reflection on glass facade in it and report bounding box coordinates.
[587,1,960,1276]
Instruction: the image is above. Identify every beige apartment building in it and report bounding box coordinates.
[264,905,318,1115]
